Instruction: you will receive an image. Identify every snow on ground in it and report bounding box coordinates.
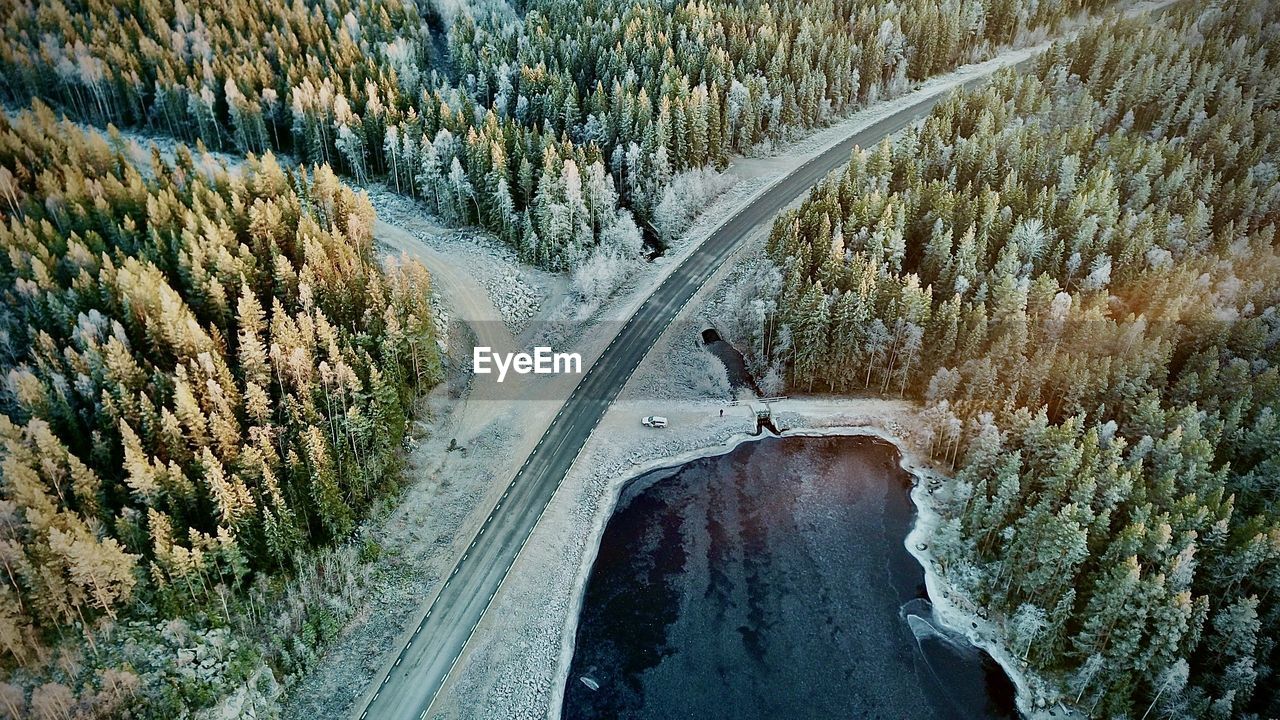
[430,392,925,720]
[424,385,1071,720]
[0,108,554,346]
[908,468,1086,720]
[422,162,931,718]
[621,315,730,402]
[0,1,1186,717]
[413,2,1196,707]
[292,1,1188,715]
[282,384,567,719]
[368,187,563,337]
[534,173,753,346]
[296,61,963,720]
[729,0,1184,181]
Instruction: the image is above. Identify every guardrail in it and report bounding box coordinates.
[728,395,789,406]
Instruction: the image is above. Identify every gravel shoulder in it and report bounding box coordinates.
[290,2,1186,715]
[415,4,1190,709]
[431,390,926,720]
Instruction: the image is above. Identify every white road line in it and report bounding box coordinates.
[370,60,1004,720]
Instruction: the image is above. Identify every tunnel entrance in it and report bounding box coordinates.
[701,328,722,343]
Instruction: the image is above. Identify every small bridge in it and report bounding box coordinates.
[729,396,788,434]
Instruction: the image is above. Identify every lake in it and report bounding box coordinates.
[562,435,1017,719]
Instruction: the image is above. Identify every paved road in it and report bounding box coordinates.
[355,70,1016,720]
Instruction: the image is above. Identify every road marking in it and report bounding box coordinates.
[367,62,1013,720]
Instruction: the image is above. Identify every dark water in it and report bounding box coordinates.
[700,328,761,394]
[562,436,1017,720]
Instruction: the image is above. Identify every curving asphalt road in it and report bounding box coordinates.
[355,68,1024,720]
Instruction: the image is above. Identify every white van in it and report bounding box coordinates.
[642,416,668,428]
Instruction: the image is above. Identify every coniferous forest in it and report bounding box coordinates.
[0,105,440,715]
[743,0,1279,716]
[2,0,1277,717]
[0,0,1129,715]
[0,0,1111,271]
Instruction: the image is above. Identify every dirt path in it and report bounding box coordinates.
[375,220,513,352]
[374,219,521,443]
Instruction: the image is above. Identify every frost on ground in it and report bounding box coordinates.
[539,171,748,346]
[368,187,558,336]
[536,167,755,357]
[430,390,1071,720]
[907,462,1086,720]
[281,392,530,719]
[288,2,1188,714]
[622,315,730,402]
[429,399,757,720]
[427,396,920,720]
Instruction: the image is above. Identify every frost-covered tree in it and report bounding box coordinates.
[752,1,1280,714]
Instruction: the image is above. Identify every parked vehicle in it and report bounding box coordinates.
[641,416,668,428]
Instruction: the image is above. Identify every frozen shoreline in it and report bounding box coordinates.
[547,418,923,719]
[547,415,1074,720]
[323,0,1189,714]
[906,464,1084,720]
